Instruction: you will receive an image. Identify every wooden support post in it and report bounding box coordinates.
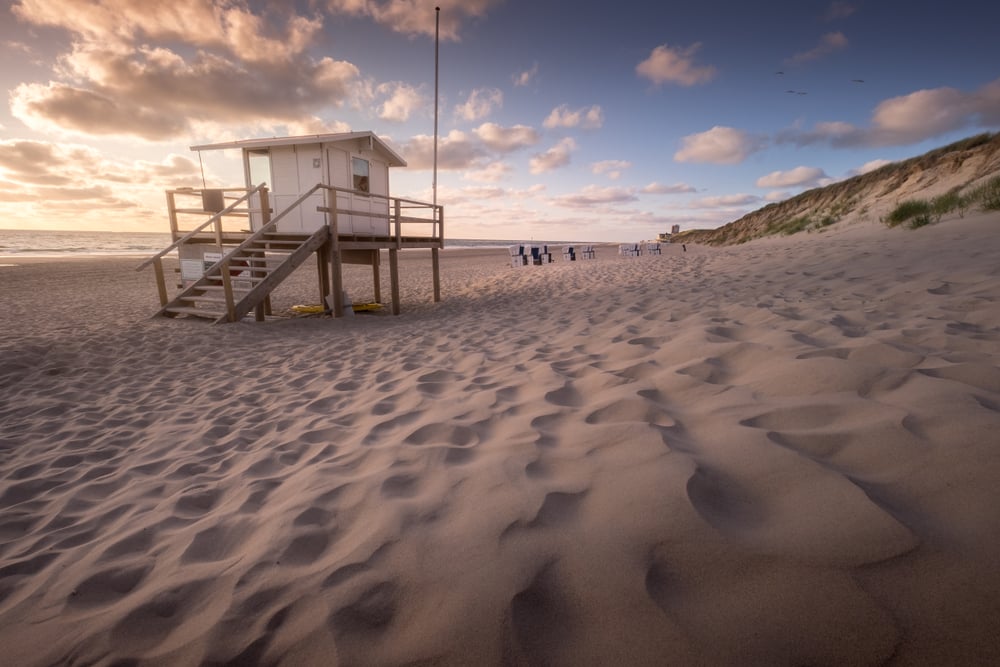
[166,192,180,241]
[389,248,400,315]
[372,250,382,304]
[152,256,168,306]
[317,240,331,306]
[330,210,344,317]
[220,260,237,322]
[431,247,441,303]
[259,187,271,225]
[251,249,265,321]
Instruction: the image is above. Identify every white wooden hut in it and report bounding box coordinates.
[192,132,406,235]
[139,132,443,322]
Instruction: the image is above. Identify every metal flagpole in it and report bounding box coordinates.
[433,6,440,208]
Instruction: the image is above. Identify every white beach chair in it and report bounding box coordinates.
[561,245,576,261]
[645,242,661,255]
[579,245,595,259]
[509,245,528,267]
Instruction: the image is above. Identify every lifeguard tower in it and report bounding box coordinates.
[138,131,443,322]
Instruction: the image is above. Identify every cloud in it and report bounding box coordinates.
[529,138,576,174]
[687,193,761,209]
[755,166,828,188]
[462,162,511,183]
[552,185,638,208]
[325,0,503,41]
[14,0,323,65]
[0,138,204,228]
[9,2,403,140]
[591,160,631,180]
[777,78,1000,148]
[513,63,538,87]
[787,32,848,65]
[636,43,717,86]
[640,182,697,195]
[377,81,425,122]
[455,88,503,122]
[543,104,604,130]
[674,126,762,164]
[399,130,485,170]
[856,159,892,175]
[824,2,856,20]
[473,123,539,152]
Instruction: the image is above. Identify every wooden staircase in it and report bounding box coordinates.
[159,227,330,323]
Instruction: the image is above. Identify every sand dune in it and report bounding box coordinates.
[1,215,999,665]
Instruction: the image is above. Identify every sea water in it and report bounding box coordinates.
[0,230,576,258]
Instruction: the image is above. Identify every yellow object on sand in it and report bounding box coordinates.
[291,304,325,314]
[291,303,383,314]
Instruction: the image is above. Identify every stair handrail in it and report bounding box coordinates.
[196,183,324,278]
[136,183,268,271]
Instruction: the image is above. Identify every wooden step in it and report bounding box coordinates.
[182,295,231,304]
[164,305,225,319]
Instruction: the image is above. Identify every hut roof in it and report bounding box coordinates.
[190,131,407,167]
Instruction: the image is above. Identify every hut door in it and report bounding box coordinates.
[326,148,360,234]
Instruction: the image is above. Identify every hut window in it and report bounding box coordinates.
[352,157,370,193]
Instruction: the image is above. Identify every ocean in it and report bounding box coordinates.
[0,229,570,259]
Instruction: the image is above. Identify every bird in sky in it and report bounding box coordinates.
[852,79,865,83]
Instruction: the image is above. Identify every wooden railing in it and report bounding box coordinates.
[316,184,443,246]
[140,181,443,315]
[136,184,270,306]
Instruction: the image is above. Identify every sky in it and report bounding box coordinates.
[2,0,1000,242]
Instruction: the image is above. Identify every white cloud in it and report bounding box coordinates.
[857,159,892,174]
[8,14,361,142]
[513,63,538,87]
[14,0,323,65]
[787,32,848,65]
[473,122,539,152]
[640,182,697,195]
[377,81,424,122]
[529,138,576,174]
[543,104,604,129]
[755,166,828,188]
[400,130,485,170]
[463,162,511,183]
[326,0,504,41]
[687,193,761,209]
[636,43,717,86]
[552,185,638,208]
[777,78,1000,148]
[591,160,631,180]
[454,88,503,122]
[674,126,761,164]
[868,87,973,144]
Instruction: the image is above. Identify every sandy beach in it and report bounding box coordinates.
[2,215,999,666]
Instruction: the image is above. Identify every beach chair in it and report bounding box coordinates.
[645,242,661,255]
[620,243,640,257]
[509,245,528,267]
[529,245,552,265]
[579,245,595,259]
[562,245,576,261]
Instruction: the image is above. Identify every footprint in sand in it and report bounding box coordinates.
[67,564,151,607]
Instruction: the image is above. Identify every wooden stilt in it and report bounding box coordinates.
[330,238,344,318]
[372,250,382,304]
[152,257,169,306]
[389,248,400,315]
[431,247,441,303]
[220,260,236,322]
[317,242,331,305]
